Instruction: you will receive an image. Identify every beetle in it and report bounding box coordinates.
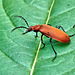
[11,16,75,61]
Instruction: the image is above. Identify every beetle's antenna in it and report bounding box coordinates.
[14,16,29,27]
[11,26,28,32]
[22,30,29,35]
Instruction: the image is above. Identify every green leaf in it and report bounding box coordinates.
[0,0,75,75]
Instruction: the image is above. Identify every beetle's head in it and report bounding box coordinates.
[27,26,34,32]
[21,26,34,35]
[27,25,40,32]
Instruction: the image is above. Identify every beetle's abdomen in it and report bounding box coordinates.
[39,24,70,43]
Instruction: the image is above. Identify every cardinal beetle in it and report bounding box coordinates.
[11,16,75,61]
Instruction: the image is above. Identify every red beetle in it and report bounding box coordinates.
[12,16,75,61]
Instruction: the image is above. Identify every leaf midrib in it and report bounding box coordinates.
[30,0,55,75]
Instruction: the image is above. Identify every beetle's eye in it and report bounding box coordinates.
[31,27,32,30]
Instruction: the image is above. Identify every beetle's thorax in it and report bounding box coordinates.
[34,25,41,31]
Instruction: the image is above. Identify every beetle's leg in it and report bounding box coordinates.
[47,24,51,26]
[73,24,75,28]
[35,32,38,38]
[40,34,45,49]
[50,38,57,61]
[69,25,75,37]
[56,26,65,32]
[56,25,75,37]
[69,33,75,37]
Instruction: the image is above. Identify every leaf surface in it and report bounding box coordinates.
[0,0,75,75]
